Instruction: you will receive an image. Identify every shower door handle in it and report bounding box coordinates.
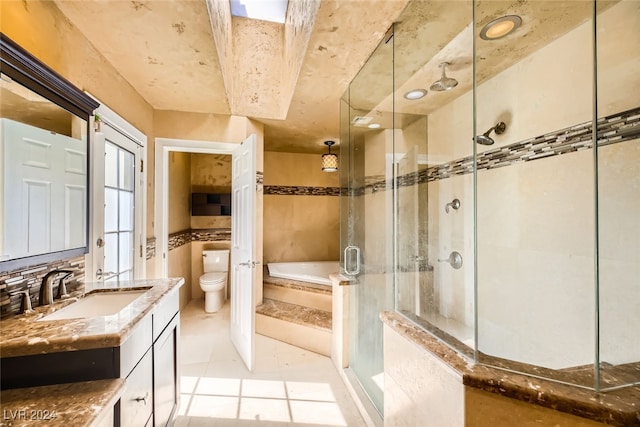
[344,245,361,276]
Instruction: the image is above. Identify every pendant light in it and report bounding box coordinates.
[321,141,338,172]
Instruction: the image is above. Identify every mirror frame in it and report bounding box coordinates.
[0,32,99,272]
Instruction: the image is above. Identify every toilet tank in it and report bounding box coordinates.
[202,250,230,273]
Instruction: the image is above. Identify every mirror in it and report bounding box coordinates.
[0,33,99,272]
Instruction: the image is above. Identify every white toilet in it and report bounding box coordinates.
[199,250,230,313]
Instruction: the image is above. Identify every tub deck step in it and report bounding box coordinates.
[256,298,331,356]
[263,267,332,311]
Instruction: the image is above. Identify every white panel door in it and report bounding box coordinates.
[231,134,257,371]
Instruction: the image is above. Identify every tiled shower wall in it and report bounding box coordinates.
[424,2,639,370]
[0,256,85,318]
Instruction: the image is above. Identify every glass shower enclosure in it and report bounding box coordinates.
[340,0,639,416]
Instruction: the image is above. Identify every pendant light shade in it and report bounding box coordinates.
[322,140,338,172]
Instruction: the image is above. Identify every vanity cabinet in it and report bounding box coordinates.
[153,315,179,427]
[0,284,180,427]
[118,287,180,427]
[119,349,153,427]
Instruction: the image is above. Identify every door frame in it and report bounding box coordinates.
[153,138,238,278]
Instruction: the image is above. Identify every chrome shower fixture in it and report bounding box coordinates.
[430,62,458,92]
[475,121,506,145]
[445,198,460,213]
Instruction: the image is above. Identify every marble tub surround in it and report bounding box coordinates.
[381,311,640,427]
[0,379,124,427]
[257,298,331,331]
[0,278,184,358]
[264,266,333,295]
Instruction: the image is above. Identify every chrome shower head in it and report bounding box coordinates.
[475,121,506,145]
[475,134,495,145]
[430,62,459,92]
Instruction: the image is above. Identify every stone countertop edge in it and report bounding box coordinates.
[329,272,351,286]
[380,311,640,427]
[0,378,125,427]
[0,277,184,358]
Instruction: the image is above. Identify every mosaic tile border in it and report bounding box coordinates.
[0,256,85,318]
[146,237,156,261]
[353,107,640,196]
[264,185,340,196]
[167,228,232,251]
[192,229,232,242]
[168,230,192,251]
[257,171,264,185]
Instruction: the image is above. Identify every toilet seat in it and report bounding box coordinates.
[200,272,226,289]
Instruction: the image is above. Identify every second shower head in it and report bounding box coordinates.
[475,121,506,145]
[430,62,458,92]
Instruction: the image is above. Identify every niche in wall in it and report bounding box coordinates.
[191,193,231,216]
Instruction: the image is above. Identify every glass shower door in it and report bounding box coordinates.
[342,28,395,415]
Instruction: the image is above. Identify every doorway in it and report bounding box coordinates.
[154,136,262,371]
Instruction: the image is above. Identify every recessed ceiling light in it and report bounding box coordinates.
[480,15,522,40]
[368,123,381,129]
[404,89,427,100]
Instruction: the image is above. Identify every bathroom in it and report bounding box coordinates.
[1,0,638,426]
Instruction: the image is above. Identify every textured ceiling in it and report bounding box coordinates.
[54,0,409,153]
[52,0,617,154]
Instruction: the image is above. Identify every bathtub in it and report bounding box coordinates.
[267,261,340,286]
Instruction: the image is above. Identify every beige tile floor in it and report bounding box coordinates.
[174,299,367,427]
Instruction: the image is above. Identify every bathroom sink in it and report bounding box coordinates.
[39,290,148,321]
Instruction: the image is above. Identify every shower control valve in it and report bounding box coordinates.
[445,198,461,213]
[438,251,463,269]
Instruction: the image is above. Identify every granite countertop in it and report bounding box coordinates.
[0,378,124,427]
[0,278,184,358]
[380,311,640,427]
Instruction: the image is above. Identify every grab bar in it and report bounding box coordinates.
[343,245,361,276]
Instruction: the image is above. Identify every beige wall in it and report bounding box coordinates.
[168,244,191,309]
[263,152,339,263]
[191,153,232,193]
[167,152,192,307]
[168,152,192,234]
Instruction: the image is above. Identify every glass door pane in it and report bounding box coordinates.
[104,141,135,281]
[392,0,474,354]
[475,0,596,388]
[596,0,640,390]
[343,28,395,415]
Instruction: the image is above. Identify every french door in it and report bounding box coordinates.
[89,104,145,282]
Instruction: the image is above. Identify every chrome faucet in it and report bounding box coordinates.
[39,270,75,306]
[19,290,33,314]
